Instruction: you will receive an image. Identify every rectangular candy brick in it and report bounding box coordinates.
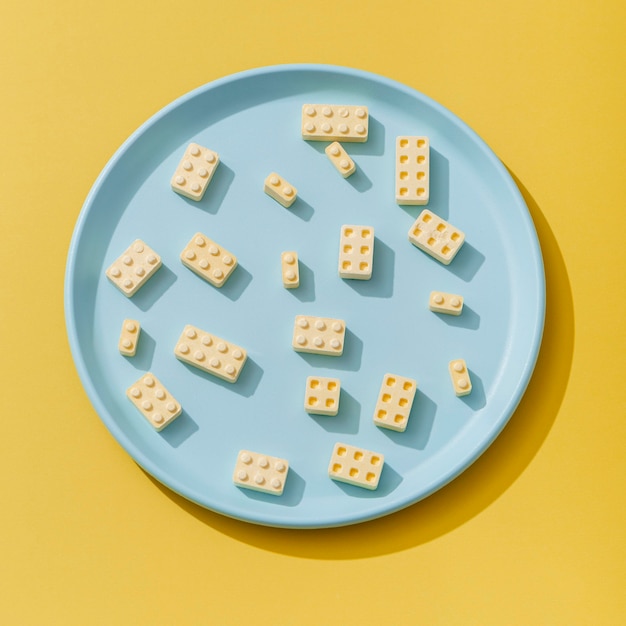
[302,104,369,142]
[372,373,417,432]
[233,450,289,496]
[126,373,182,431]
[408,210,465,265]
[328,442,384,490]
[180,232,237,288]
[292,315,345,356]
[338,225,374,280]
[105,239,162,297]
[171,142,219,201]
[174,324,247,383]
[396,136,430,205]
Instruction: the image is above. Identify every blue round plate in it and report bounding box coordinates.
[65,64,544,528]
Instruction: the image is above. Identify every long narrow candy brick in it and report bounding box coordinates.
[449,359,472,396]
[119,319,141,356]
[325,142,356,177]
[281,251,300,288]
[264,172,297,207]
[429,291,464,316]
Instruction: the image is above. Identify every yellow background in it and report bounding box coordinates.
[1,0,624,624]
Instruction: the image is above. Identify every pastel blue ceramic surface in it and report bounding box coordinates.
[65,65,545,528]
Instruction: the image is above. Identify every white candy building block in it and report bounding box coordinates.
[304,376,341,416]
[105,239,162,297]
[328,443,384,490]
[325,142,356,177]
[449,359,472,396]
[292,315,345,356]
[233,450,289,496]
[372,373,417,433]
[170,142,219,201]
[302,104,369,142]
[126,373,182,431]
[180,232,237,288]
[119,319,141,356]
[281,251,300,288]
[396,136,430,205]
[429,291,464,316]
[408,210,465,265]
[264,172,297,207]
[174,324,247,383]
[338,225,374,280]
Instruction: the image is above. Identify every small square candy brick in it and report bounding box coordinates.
[304,376,341,416]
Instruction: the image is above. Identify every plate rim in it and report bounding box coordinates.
[65,63,545,528]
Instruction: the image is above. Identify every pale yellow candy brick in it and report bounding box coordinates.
[372,373,417,433]
[396,136,430,205]
[180,232,237,288]
[325,141,356,177]
[106,239,162,297]
[233,450,289,496]
[408,209,465,265]
[338,225,374,280]
[292,315,345,356]
[429,291,464,316]
[174,324,247,383]
[118,319,141,356]
[170,142,219,201]
[264,172,297,207]
[449,359,472,396]
[301,104,369,142]
[281,251,300,288]
[328,443,384,490]
[126,373,182,431]
[304,376,341,416]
